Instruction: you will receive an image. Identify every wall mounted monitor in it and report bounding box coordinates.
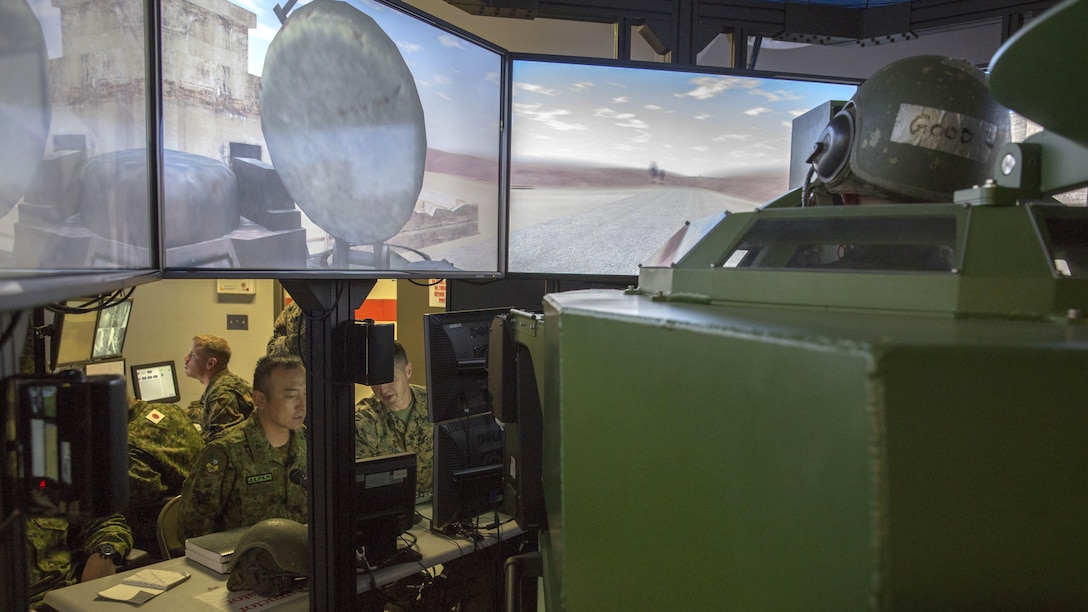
[130,361,181,404]
[54,308,98,369]
[91,299,132,361]
[84,358,126,379]
[158,0,505,278]
[507,56,858,277]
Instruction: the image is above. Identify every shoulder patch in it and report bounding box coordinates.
[202,446,229,474]
[145,408,165,425]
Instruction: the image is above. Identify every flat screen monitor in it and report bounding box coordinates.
[91,300,132,361]
[84,358,126,379]
[354,451,420,568]
[424,308,509,423]
[507,56,859,277]
[431,413,505,533]
[130,361,181,404]
[54,308,98,369]
[158,0,505,277]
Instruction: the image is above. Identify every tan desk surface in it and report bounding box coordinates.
[44,512,523,611]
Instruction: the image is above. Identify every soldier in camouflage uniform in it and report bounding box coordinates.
[178,353,308,539]
[25,514,133,610]
[266,300,306,359]
[354,341,433,498]
[184,334,255,442]
[125,397,203,557]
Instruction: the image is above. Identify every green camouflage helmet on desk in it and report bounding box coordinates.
[226,518,309,598]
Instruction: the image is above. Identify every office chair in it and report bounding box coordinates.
[156,495,184,559]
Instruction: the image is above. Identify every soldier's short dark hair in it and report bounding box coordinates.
[253,353,305,396]
[393,341,408,370]
[194,334,232,367]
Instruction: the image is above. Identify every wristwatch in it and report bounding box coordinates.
[93,543,123,566]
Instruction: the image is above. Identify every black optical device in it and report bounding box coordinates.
[1,371,129,518]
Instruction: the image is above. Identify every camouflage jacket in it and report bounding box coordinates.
[126,399,203,551]
[177,411,308,539]
[25,514,133,610]
[355,384,433,497]
[200,368,255,442]
[266,301,305,359]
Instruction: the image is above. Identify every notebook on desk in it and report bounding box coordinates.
[185,527,248,574]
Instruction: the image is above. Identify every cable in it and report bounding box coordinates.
[45,287,135,315]
[0,311,25,353]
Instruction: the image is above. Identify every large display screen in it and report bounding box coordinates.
[0,0,154,298]
[159,0,504,277]
[508,58,857,277]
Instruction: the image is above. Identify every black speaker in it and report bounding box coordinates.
[332,319,395,385]
[501,344,546,531]
[489,314,517,423]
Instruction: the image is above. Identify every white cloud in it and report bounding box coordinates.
[694,113,712,120]
[593,108,635,120]
[513,102,586,132]
[616,119,648,129]
[612,96,629,103]
[676,75,760,100]
[713,133,750,142]
[515,82,561,96]
[438,34,467,50]
[569,81,593,92]
[644,104,663,111]
[744,107,772,116]
[750,88,803,103]
[397,41,423,54]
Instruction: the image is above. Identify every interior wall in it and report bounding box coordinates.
[123,279,277,407]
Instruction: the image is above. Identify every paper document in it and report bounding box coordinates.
[195,587,306,611]
[97,569,191,604]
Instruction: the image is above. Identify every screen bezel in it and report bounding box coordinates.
[129,360,181,404]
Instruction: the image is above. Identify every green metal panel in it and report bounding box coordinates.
[530,291,1088,610]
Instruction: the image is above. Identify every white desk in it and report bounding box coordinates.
[45,511,523,611]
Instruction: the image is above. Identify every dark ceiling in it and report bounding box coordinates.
[444,0,1061,64]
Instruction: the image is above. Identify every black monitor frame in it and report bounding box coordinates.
[424,307,510,424]
[129,360,181,404]
[431,413,505,533]
[353,451,420,568]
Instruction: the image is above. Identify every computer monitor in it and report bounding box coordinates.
[130,361,181,404]
[354,451,420,568]
[431,413,505,533]
[90,300,132,361]
[424,308,509,423]
[53,308,98,368]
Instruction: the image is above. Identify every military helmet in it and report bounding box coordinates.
[807,55,1011,203]
[226,518,309,597]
